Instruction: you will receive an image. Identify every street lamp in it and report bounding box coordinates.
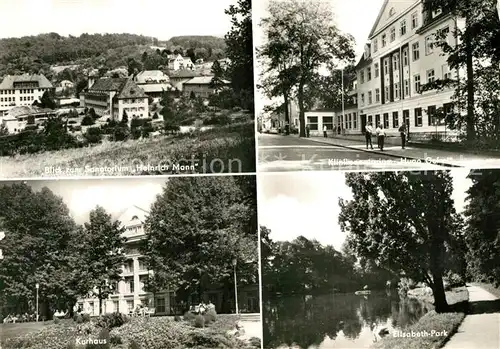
[35,283,39,322]
[232,258,239,315]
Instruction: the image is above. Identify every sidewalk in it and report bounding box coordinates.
[302,135,500,167]
[443,285,500,349]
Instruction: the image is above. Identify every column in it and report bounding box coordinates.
[133,257,140,306]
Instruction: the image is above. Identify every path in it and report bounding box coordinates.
[443,285,500,349]
[237,313,262,341]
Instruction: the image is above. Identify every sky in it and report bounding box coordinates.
[24,177,166,224]
[253,0,386,113]
[258,170,473,251]
[0,0,235,40]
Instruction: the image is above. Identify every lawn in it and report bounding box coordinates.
[371,287,469,349]
[0,121,255,177]
[2,314,260,349]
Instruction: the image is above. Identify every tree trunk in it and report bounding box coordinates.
[298,83,305,138]
[465,14,476,141]
[431,272,448,312]
[429,234,449,312]
[221,281,232,314]
[284,93,290,135]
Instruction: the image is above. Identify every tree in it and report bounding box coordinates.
[421,0,500,142]
[209,60,226,93]
[0,123,9,136]
[79,206,126,315]
[81,115,95,126]
[259,0,355,137]
[160,91,180,134]
[39,90,56,109]
[224,0,254,111]
[140,176,258,313]
[0,184,82,318]
[121,110,129,124]
[338,171,463,312]
[464,170,500,286]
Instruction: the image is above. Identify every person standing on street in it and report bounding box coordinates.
[365,122,374,149]
[376,123,386,151]
[323,125,328,138]
[398,122,407,149]
[306,124,310,138]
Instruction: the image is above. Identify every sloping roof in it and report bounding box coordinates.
[368,0,418,39]
[139,83,173,93]
[135,70,169,83]
[0,74,54,89]
[7,106,55,118]
[168,70,202,79]
[89,78,129,92]
[116,79,147,99]
[184,76,230,85]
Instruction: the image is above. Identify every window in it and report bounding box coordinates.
[375,114,381,126]
[113,301,119,313]
[425,35,434,55]
[374,63,379,77]
[382,33,387,47]
[404,79,410,96]
[375,88,380,102]
[373,39,378,52]
[353,112,357,129]
[393,111,399,128]
[400,20,407,36]
[323,116,334,130]
[441,26,450,45]
[124,260,134,273]
[360,70,365,84]
[139,275,148,293]
[414,74,421,93]
[367,67,372,81]
[368,115,373,124]
[403,110,410,126]
[443,102,454,116]
[88,302,94,315]
[393,53,400,71]
[127,300,134,313]
[125,277,134,293]
[361,93,365,106]
[390,27,396,42]
[427,69,435,83]
[428,105,437,126]
[307,116,318,130]
[412,42,420,61]
[368,91,373,104]
[394,82,400,99]
[383,113,390,128]
[384,58,389,75]
[345,115,348,129]
[156,298,166,313]
[411,12,419,29]
[385,86,390,102]
[402,48,409,66]
[432,8,442,18]
[414,107,423,127]
[349,114,353,129]
[442,64,451,80]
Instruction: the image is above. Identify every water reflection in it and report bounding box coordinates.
[263,291,430,349]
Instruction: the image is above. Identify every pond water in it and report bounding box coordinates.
[263,291,432,349]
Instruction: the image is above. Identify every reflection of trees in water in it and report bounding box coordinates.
[264,292,429,349]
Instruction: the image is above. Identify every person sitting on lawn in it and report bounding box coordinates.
[198,302,207,315]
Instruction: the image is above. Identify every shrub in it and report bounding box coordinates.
[129,340,141,349]
[75,314,83,323]
[53,317,60,324]
[82,313,91,323]
[204,309,217,324]
[183,311,195,321]
[249,337,261,348]
[193,314,205,328]
[96,312,129,329]
[81,115,95,126]
[174,315,182,322]
[84,127,103,144]
[85,328,110,349]
[112,125,130,141]
[109,334,123,345]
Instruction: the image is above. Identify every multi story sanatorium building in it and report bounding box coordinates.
[0,74,55,116]
[80,77,149,121]
[77,206,260,316]
[133,70,175,103]
[301,0,464,139]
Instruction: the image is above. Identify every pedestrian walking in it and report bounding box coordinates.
[323,125,328,138]
[398,122,407,149]
[365,122,374,149]
[306,124,310,138]
[376,123,386,151]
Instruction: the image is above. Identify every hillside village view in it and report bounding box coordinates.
[0,176,261,349]
[0,0,254,177]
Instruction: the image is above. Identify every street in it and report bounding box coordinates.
[258,133,450,172]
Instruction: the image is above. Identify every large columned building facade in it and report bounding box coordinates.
[355,0,464,139]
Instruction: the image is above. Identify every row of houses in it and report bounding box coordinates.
[262,0,462,140]
[0,68,229,133]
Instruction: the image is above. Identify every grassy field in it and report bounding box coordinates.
[2,315,260,349]
[0,121,255,177]
[371,287,469,349]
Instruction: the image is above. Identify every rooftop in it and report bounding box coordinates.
[168,70,204,79]
[184,76,230,85]
[7,105,55,118]
[87,78,147,99]
[0,74,54,90]
[135,70,170,84]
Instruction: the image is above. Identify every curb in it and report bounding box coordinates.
[305,138,462,168]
